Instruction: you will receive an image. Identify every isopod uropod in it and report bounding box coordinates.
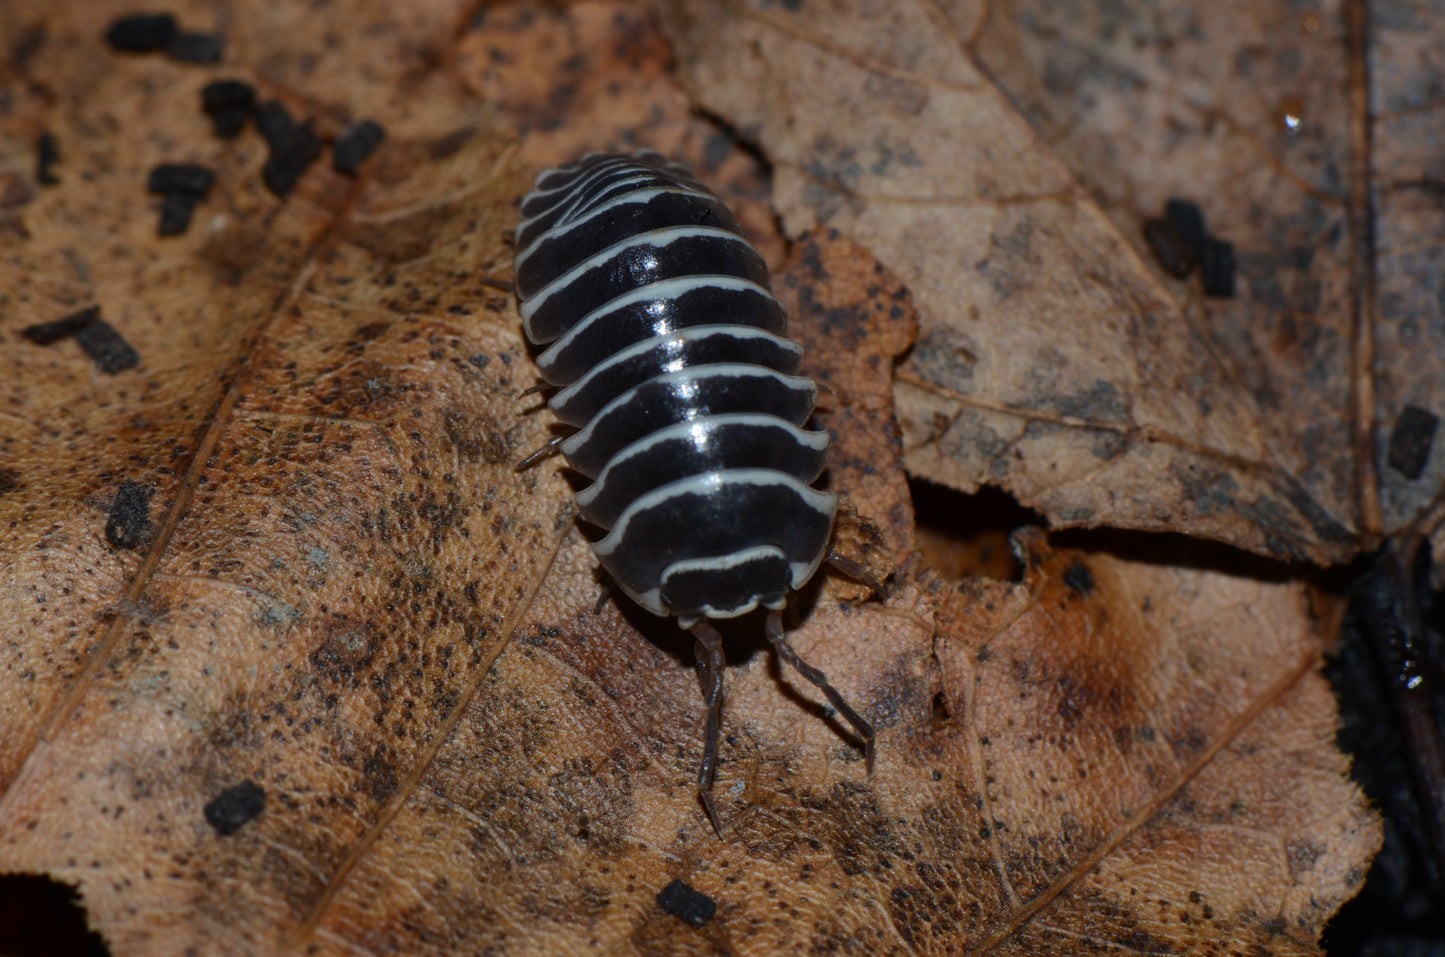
[513,150,874,831]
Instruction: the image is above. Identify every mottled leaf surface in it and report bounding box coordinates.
[968,0,1445,549]
[662,0,1444,565]
[0,1,1380,955]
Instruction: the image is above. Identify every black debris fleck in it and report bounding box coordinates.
[104,13,178,52]
[1387,405,1439,480]
[36,132,60,186]
[1063,561,1095,595]
[1199,237,1235,298]
[0,467,19,496]
[74,317,141,373]
[254,99,324,197]
[262,126,323,197]
[254,99,298,151]
[332,119,386,175]
[1164,198,1207,258]
[265,134,323,198]
[204,780,266,836]
[201,79,256,138]
[656,879,717,928]
[147,163,214,236]
[21,305,99,345]
[147,162,215,195]
[105,480,155,549]
[167,30,223,64]
[157,191,199,235]
[22,307,140,375]
[1143,216,1195,278]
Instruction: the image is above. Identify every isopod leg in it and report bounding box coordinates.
[765,609,876,774]
[690,619,727,837]
[513,433,568,471]
[824,549,885,599]
[591,580,613,616]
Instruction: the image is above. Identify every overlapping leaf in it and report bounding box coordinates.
[0,1,1384,954]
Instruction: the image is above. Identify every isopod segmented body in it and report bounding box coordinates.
[514,150,873,831]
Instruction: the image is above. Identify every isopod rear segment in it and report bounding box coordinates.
[513,150,874,833]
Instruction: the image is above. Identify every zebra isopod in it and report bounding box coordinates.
[513,150,874,832]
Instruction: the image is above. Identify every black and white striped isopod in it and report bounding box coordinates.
[513,150,875,830]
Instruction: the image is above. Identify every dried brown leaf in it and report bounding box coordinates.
[0,1,1381,955]
[659,0,1384,564]
[968,0,1445,553]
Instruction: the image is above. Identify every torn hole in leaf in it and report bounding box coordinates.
[1049,526,1300,582]
[0,874,110,957]
[908,478,1041,582]
[929,688,952,729]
